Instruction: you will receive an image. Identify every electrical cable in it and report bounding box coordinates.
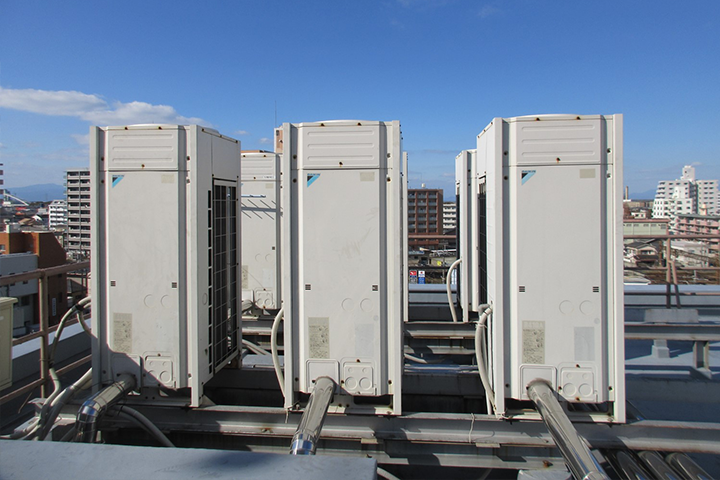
[38,368,93,440]
[377,467,402,480]
[111,406,175,448]
[271,307,285,398]
[446,258,462,322]
[404,353,448,364]
[475,306,496,413]
[0,418,39,440]
[242,339,270,356]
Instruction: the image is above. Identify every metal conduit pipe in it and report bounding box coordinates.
[75,374,136,443]
[665,453,713,480]
[637,451,683,480]
[609,451,653,480]
[290,376,336,455]
[527,380,609,480]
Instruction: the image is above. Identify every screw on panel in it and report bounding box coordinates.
[556,158,561,163]
[503,151,508,155]
[387,153,391,158]
[535,117,540,121]
[576,116,581,120]
[607,148,612,153]
[504,176,508,180]
[339,162,343,167]
[320,123,325,127]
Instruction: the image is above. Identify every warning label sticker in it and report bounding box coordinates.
[522,320,545,364]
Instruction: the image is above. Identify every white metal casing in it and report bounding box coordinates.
[0,297,17,390]
[472,114,624,422]
[280,120,405,415]
[91,125,242,407]
[241,152,281,310]
[455,149,481,322]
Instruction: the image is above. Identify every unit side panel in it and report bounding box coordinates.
[241,178,280,309]
[104,170,184,389]
[297,169,385,396]
[508,164,606,402]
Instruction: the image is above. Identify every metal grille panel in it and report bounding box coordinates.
[210,183,239,370]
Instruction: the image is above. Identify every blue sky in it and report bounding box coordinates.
[1,0,719,198]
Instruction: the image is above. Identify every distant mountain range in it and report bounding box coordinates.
[5,183,65,202]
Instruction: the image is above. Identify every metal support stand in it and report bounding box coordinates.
[527,380,609,480]
[290,376,336,455]
[691,340,712,379]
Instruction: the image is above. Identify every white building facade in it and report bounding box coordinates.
[48,199,68,229]
[652,166,719,231]
[442,201,457,233]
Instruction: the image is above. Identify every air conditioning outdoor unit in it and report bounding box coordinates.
[240,151,281,312]
[457,114,625,422]
[279,120,406,415]
[91,124,242,407]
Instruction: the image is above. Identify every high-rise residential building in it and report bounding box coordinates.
[408,188,454,250]
[65,169,91,258]
[652,165,719,231]
[48,199,68,229]
[442,201,456,233]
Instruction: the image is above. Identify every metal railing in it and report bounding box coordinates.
[0,261,90,404]
[624,233,720,285]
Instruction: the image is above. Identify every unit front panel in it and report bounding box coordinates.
[507,163,608,402]
[104,170,185,389]
[297,168,386,396]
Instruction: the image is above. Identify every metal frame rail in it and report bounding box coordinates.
[0,261,90,403]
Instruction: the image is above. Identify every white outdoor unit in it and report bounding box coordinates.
[280,120,405,415]
[461,114,624,422]
[91,125,242,407]
[241,152,281,311]
[0,297,17,391]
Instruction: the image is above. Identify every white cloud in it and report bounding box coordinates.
[0,142,5,149]
[0,86,208,126]
[478,4,500,18]
[71,134,90,145]
[234,130,250,136]
[258,137,272,145]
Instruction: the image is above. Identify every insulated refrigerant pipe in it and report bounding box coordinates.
[75,373,136,443]
[290,376,336,455]
[446,258,462,322]
[527,380,609,480]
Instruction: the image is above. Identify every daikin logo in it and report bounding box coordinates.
[111,175,124,187]
[306,173,321,187]
[521,170,536,185]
